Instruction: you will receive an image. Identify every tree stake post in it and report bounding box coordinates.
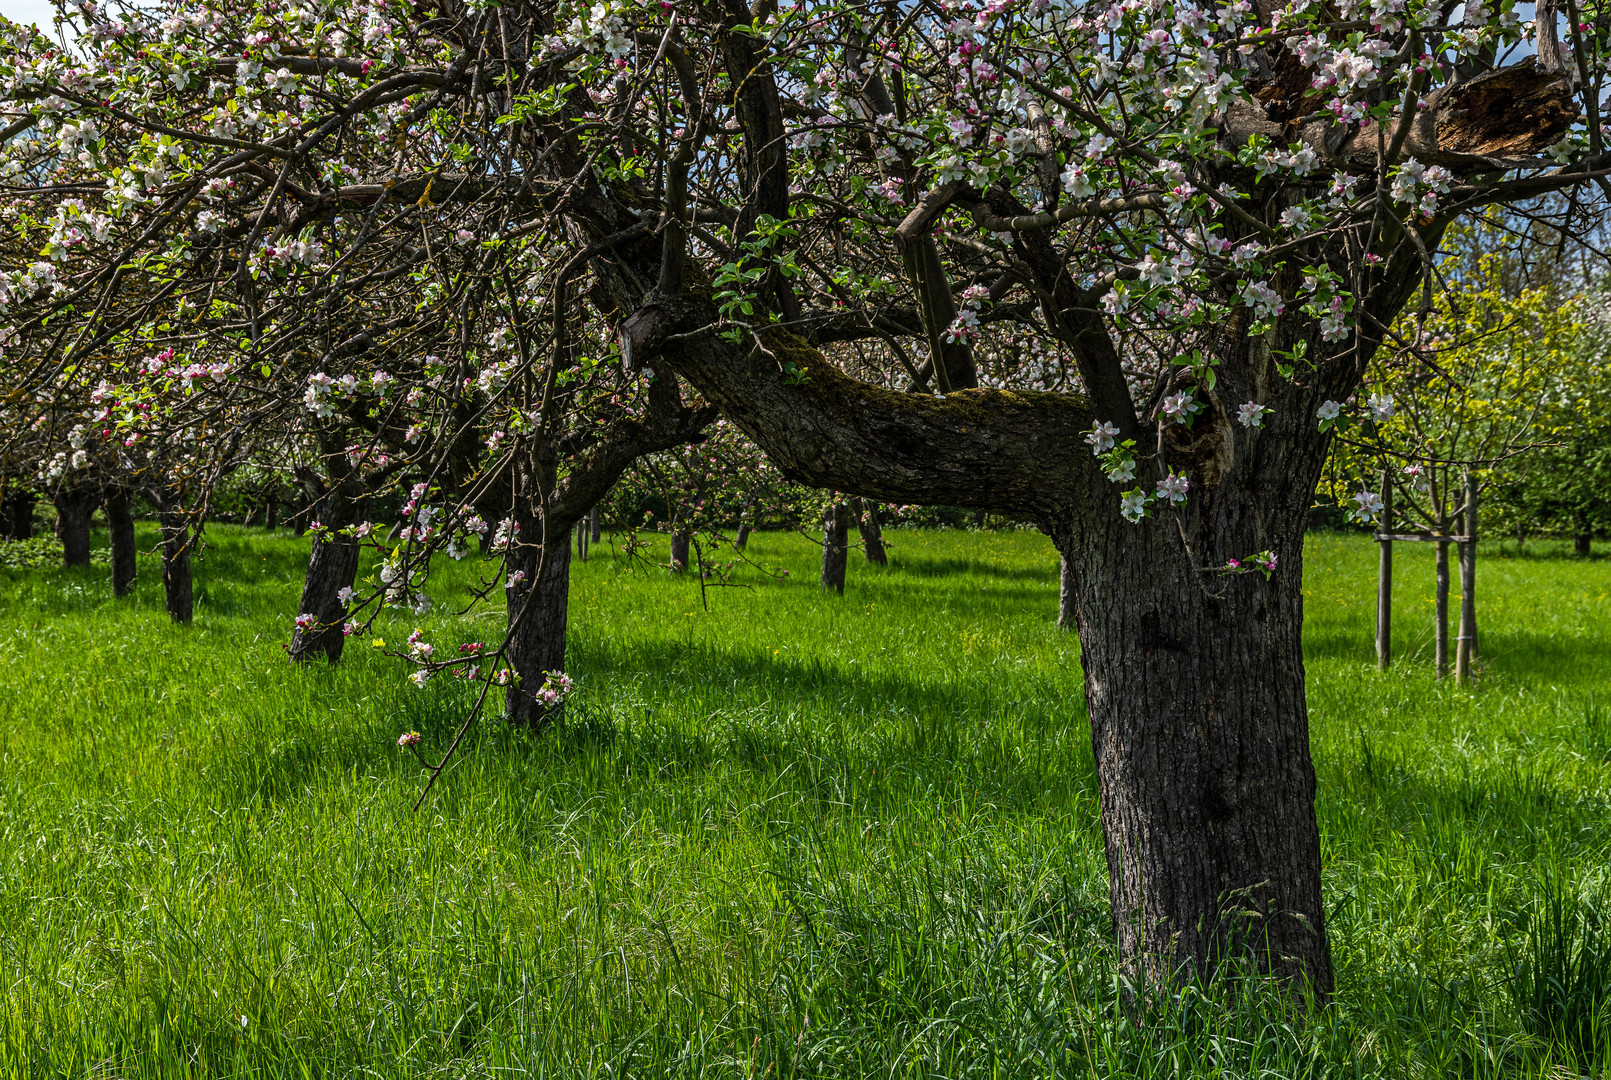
[1456,470,1478,682]
[1376,468,1393,671]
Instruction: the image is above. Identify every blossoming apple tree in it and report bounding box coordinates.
[2,0,1608,999]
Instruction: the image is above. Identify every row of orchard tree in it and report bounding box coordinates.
[3,0,1609,1005]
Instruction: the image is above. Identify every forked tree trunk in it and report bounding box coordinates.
[822,500,849,592]
[53,487,97,567]
[855,498,886,565]
[157,504,193,623]
[1058,554,1075,629]
[668,527,691,573]
[1058,497,1330,995]
[105,489,137,597]
[504,516,575,729]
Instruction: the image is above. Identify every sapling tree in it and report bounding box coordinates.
[3,0,1609,1000]
[1322,226,1581,674]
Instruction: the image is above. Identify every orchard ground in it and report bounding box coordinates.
[0,525,1608,1078]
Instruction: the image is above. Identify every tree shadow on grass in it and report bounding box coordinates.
[210,631,1096,826]
[1303,621,1611,692]
[878,554,1058,585]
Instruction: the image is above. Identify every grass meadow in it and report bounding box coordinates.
[0,524,1608,1078]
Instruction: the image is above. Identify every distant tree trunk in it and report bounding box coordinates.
[288,529,360,663]
[53,486,97,567]
[503,445,575,729]
[669,525,691,572]
[105,488,138,597]
[735,500,754,550]
[156,500,193,624]
[1575,532,1591,557]
[290,460,364,663]
[291,536,359,660]
[855,498,886,565]
[3,485,36,540]
[1059,554,1076,629]
[575,517,590,562]
[265,493,278,530]
[822,500,849,593]
[588,504,601,544]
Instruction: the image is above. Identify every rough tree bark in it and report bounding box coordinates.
[288,451,365,663]
[155,499,193,624]
[855,498,887,565]
[289,528,361,662]
[105,488,137,597]
[504,501,575,729]
[52,486,97,568]
[668,526,691,573]
[822,500,849,592]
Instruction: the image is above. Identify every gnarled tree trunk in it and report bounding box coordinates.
[1059,472,1329,993]
[53,486,97,568]
[855,498,886,565]
[105,488,137,597]
[822,500,849,592]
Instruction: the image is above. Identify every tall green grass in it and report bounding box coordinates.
[0,525,1607,1078]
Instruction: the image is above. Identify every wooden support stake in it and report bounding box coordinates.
[1456,470,1478,682]
[1435,516,1451,680]
[1376,468,1393,671]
